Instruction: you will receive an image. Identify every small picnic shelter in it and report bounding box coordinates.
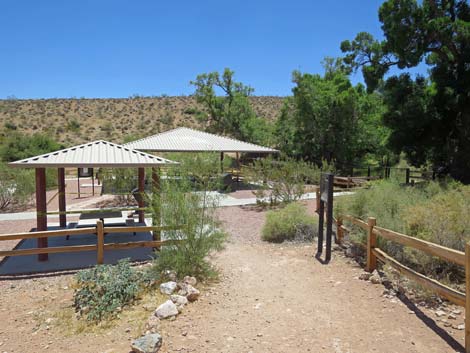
[8,140,176,261]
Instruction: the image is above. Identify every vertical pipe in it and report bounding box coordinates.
[92,169,95,196]
[77,168,80,198]
[58,168,66,228]
[236,152,240,183]
[138,168,145,224]
[35,168,48,261]
[325,173,334,262]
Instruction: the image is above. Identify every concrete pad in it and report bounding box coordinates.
[0,225,158,275]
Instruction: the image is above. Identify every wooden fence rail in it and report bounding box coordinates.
[335,214,470,352]
[0,221,183,265]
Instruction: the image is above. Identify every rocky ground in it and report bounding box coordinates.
[0,201,467,353]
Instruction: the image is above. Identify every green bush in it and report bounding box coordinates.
[73,259,141,322]
[148,153,227,280]
[262,202,317,242]
[0,132,62,162]
[335,179,467,281]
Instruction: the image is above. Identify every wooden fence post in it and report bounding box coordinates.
[465,242,470,353]
[366,217,377,272]
[336,216,343,245]
[405,168,410,185]
[97,220,104,264]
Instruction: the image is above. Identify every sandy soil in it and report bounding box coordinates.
[0,202,466,353]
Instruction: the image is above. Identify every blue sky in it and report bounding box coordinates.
[0,0,418,98]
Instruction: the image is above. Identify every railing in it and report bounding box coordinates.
[335,214,470,352]
[0,221,182,265]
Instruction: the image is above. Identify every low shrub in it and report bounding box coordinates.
[262,202,317,242]
[73,259,141,322]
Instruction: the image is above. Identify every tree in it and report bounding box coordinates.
[0,132,62,162]
[341,0,470,182]
[275,61,387,172]
[190,68,273,145]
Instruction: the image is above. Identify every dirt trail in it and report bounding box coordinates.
[159,205,463,353]
[0,203,465,353]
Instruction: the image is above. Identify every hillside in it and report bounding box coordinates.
[0,96,285,146]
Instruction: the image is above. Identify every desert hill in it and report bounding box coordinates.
[0,96,285,146]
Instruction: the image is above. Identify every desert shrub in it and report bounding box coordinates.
[67,118,81,132]
[245,156,330,206]
[148,153,227,280]
[262,202,317,242]
[73,259,141,322]
[335,179,466,281]
[0,162,35,210]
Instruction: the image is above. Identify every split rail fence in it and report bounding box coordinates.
[0,221,182,265]
[334,214,470,352]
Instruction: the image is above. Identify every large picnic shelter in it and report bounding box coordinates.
[124,127,278,169]
[8,140,176,261]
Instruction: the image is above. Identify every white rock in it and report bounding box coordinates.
[160,281,177,295]
[435,310,446,317]
[170,295,188,307]
[131,333,162,353]
[185,285,200,302]
[145,315,160,333]
[155,300,179,319]
[183,276,197,286]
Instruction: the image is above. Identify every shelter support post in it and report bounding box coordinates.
[58,168,66,228]
[35,168,48,261]
[220,152,224,173]
[138,168,145,223]
[152,167,161,247]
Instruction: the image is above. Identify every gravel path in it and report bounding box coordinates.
[0,202,465,353]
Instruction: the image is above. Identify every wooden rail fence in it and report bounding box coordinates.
[0,222,182,265]
[334,214,470,352]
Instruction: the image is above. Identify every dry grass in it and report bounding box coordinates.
[0,96,284,146]
[53,286,167,337]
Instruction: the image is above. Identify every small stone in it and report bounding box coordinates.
[155,300,178,319]
[457,324,465,330]
[170,295,188,306]
[145,315,160,333]
[185,285,200,302]
[435,310,446,317]
[183,276,197,286]
[358,272,373,281]
[448,314,457,320]
[131,333,162,353]
[160,281,178,295]
[452,309,462,315]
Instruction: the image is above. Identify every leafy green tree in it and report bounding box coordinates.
[190,68,273,145]
[341,0,470,182]
[0,132,62,162]
[276,61,387,172]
